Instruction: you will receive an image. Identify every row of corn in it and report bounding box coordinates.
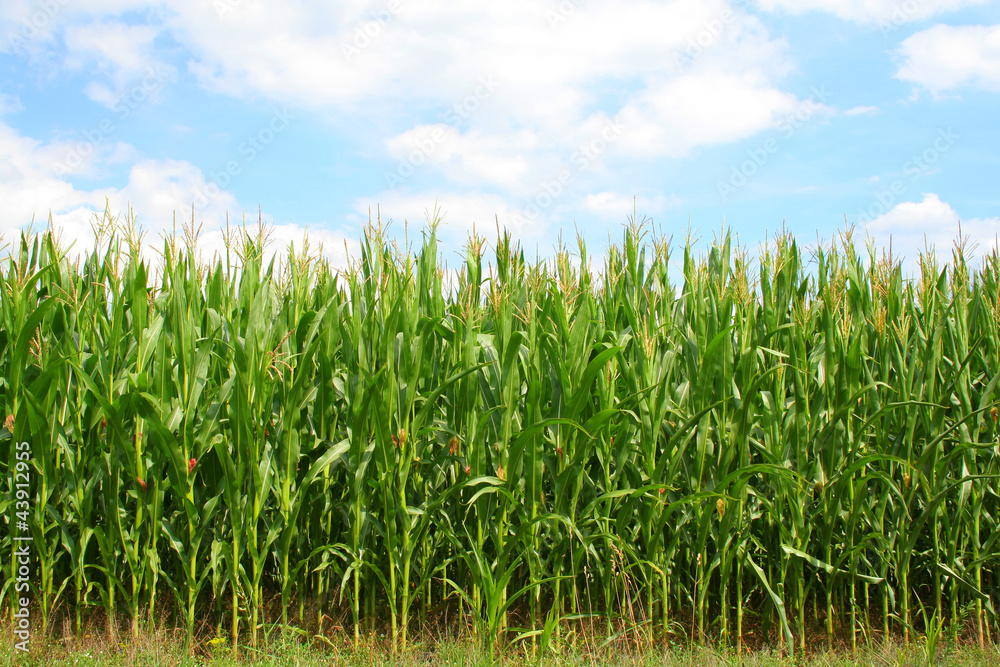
[1,211,999,655]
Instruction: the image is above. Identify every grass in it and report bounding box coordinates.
[4,623,1000,667]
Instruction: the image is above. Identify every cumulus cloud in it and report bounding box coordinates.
[7,2,806,188]
[864,193,1000,271]
[896,24,1000,93]
[0,0,846,255]
[0,118,355,268]
[0,117,232,255]
[0,120,107,242]
[583,192,679,217]
[615,72,804,157]
[384,124,539,193]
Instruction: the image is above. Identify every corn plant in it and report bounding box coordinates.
[1,212,999,658]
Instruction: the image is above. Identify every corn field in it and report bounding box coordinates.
[2,213,999,656]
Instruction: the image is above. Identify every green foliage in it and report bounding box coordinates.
[1,211,999,657]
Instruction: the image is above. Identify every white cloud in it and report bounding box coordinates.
[845,105,880,116]
[755,0,988,24]
[0,120,107,243]
[353,190,544,251]
[0,118,234,256]
[116,159,237,229]
[1,0,831,253]
[355,188,688,259]
[0,0,66,55]
[584,192,679,217]
[172,0,799,151]
[62,20,176,107]
[384,124,540,193]
[864,193,1000,271]
[615,72,803,157]
[266,223,359,270]
[0,118,355,268]
[896,24,1000,93]
[193,222,360,273]
[867,191,958,229]
[11,2,804,178]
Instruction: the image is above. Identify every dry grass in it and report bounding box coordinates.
[3,614,1000,667]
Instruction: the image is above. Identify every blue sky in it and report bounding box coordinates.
[1,0,998,273]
